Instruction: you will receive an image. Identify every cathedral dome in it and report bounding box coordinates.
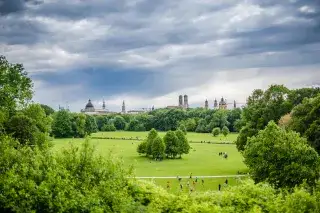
[85,99,94,109]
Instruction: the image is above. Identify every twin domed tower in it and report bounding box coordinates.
[178,95,189,109]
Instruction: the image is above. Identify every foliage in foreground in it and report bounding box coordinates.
[131,179,320,213]
[0,136,136,212]
[1,135,320,212]
[243,121,320,189]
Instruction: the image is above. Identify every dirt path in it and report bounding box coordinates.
[131,175,248,179]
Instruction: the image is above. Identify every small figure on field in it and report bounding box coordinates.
[218,184,221,191]
[180,183,183,190]
[167,181,170,189]
[201,179,204,185]
[225,179,228,185]
[190,173,193,179]
[195,177,198,183]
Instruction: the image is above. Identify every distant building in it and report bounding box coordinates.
[127,108,153,114]
[166,95,189,109]
[127,110,145,115]
[219,97,227,109]
[121,100,126,114]
[205,99,209,109]
[214,98,218,109]
[81,99,111,115]
[184,95,189,109]
[179,95,183,107]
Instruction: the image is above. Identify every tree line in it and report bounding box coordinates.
[49,102,241,138]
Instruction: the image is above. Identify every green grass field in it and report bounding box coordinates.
[92,131,239,143]
[52,131,247,192]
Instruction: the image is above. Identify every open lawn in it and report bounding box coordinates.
[52,131,247,192]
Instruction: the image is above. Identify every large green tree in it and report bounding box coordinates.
[243,121,320,189]
[290,94,320,153]
[208,109,229,130]
[113,116,126,130]
[85,115,98,135]
[236,85,292,151]
[0,56,33,115]
[163,131,179,158]
[23,103,52,133]
[175,129,190,158]
[72,113,86,137]
[145,128,158,156]
[6,114,38,145]
[151,136,165,159]
[52,110,73,138]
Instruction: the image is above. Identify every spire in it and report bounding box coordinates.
[205,99,209,109]
[214,98,218,108]
[122,100,126,114]
[234,100,237,109]
[102,99,106,110]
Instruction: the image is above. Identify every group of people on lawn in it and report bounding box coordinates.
[166,173,228,193]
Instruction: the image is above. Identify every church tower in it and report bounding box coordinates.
[122,100,126,114]
[219,97,227,109]
[183,95,189,109]
[179,95,183,107]
[102,100,106,110]
[234,100,237,109]
[214,98,218,109]
[205,99,209,109]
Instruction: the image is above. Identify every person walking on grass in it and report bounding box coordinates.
[167,181,170,190]
[225,179,228,185]
[202,179,204,186]
[190,173,193,179]
[218,183,221,191]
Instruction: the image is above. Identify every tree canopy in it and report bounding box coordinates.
[289,93,320,153]
[243,121,320,189]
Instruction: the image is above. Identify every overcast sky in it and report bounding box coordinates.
[1,0,320,112]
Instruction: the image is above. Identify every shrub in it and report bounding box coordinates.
[212,127,221,137]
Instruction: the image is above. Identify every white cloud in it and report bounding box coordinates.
[299,5,316,14]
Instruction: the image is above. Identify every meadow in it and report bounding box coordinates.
[53,131,247,192]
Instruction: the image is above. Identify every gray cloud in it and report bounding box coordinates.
[1,0,320,111]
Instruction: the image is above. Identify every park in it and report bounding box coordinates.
[2,55,320,211]
[52,132,248,192]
